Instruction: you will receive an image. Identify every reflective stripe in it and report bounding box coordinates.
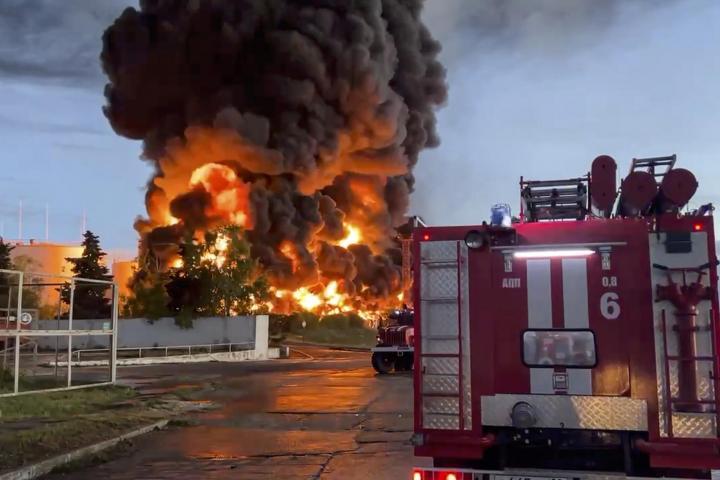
[527,259,553,394]
[562,258,592,395]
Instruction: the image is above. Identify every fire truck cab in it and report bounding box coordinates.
[412,155,720,479]
[372,307,415,374]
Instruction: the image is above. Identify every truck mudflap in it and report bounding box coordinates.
[411,467,720,480]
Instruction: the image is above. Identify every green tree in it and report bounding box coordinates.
[0,238,14,310]
[122,269,170,320]
[0,238,12,271]
[165,232,204,327]
[166,226,269,326]
[61,231,112,319]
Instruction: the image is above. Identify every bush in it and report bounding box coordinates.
[270,312,368,334]
[319,314,349,330]
[287,312,320,333]
[319,313,365,330]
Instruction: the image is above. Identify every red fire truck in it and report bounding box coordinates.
[371,307,415,374]
[411,155,720,479]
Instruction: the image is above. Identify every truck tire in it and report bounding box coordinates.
[372,352,396,374]
[395,353,414,371]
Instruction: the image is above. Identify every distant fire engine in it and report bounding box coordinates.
[371,307,414,374]
[411,155,720,479]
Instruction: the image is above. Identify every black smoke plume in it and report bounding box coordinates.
[101,0,446,306]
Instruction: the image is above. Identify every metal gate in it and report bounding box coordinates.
[419,240,472,430]
[0,269,118,397]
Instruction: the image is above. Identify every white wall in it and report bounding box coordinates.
[33,316,256,350]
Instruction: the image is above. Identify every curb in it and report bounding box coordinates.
[43,347,281,368]
[0,419,169,480]
[283,341,371,352]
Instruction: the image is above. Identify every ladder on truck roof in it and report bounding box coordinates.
[630,154,676,179]
[520,175,589,222]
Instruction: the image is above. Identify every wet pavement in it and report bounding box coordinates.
[46,347,426,479]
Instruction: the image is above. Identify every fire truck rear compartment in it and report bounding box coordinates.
[454,427,647,474]
[414,221,720,474]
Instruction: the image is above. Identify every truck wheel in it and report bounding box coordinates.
[395,354,413,371]
[372,352,396,374]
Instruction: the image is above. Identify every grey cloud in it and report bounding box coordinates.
[0,112,107,136]
[424,0,678,62]
[0,0,133,86]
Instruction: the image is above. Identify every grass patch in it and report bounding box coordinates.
[0,368,71,394]
[0,385,136,422]
[0,385,172,472]
[272,312,377,348]
[0,411,161,471]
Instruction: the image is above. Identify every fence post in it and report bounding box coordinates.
[67,279,75,388]
[3,285,11,370]
[13,272,24,395]
[254,315,269,360]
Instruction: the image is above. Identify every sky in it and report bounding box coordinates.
[0,0,719,260]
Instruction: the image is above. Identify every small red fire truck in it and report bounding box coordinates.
[372,307,415,374]
[411,155,720,479]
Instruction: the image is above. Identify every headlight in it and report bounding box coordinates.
[464,230,486,249]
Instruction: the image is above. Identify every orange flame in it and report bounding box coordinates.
[338,224,361,248]
[189,163,252,228]
[154,166,398,322]
[201,233,231,268]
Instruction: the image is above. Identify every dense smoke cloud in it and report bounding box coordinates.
[102,0,446,303]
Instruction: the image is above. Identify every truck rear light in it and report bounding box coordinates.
[423,233,430,241]
[694,223,703,231]
[412,469,471,480]
[513,248,594,259]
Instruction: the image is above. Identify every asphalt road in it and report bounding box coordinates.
[47,347,427,479]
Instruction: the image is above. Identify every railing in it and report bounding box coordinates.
[73,342,255,362]
[0,269,119,397]
[0,340,39,358]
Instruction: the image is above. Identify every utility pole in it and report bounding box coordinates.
[45,203,49,242]
[18,200,23,241]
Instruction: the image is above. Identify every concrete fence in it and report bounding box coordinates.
[35,315,274,366]
[33,316,257,350]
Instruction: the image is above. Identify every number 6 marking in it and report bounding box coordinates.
[600,292,620,320]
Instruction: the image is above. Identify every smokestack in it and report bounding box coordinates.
[101,0,447,310]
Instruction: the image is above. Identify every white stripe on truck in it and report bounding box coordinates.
[527,259,554,394]
[562,258,592,395]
